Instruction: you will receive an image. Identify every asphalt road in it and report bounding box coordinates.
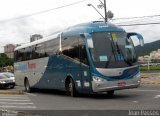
[27,84,160,110]
[0,84,160,116]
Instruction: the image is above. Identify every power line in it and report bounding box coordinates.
[0,0,89,23]
[114,17,160,25]
[113,14,160,20]
[113,15,160,26]
[117,22,160,26]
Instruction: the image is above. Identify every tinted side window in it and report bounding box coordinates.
[35,43,46,58]
[14,49,23,62]
[62,36,80,61]
[79,45,89,65]
[20,48,25,61]
[14,38,60,62]
[79,37,89,66]
[31,45,38,59]
[45,39,59,55]
[14,51,18,62]
[25,47,32,60]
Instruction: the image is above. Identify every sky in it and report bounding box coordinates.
[0,0,160,52]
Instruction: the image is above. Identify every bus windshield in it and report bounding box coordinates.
[89,32,137,68]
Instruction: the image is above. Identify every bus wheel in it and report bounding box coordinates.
[24,79,31,93]
[107,90,114,97]
[66,78,77,97]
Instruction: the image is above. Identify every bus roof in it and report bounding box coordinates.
[62,21,125,36]
[15,21,125,51]
[15,33,60,51]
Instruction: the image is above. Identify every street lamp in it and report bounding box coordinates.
[87,4,105,21]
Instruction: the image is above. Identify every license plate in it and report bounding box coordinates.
[117,82,126,86]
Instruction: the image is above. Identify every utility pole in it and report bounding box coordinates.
[88,0,110,22]
[104,0,107,22]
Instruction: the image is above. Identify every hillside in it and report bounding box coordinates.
[135,40,160,57]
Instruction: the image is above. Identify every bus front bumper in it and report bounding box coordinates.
[92,74,141,93]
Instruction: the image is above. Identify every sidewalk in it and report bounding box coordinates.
[0,86,24,94]
[141,72,160,84]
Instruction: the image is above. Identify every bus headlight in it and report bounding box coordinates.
[93,76,105,82]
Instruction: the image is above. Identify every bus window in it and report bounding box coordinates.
[14,51,17,62]
[45,39,59,55]
[32,45,38,59]
[25,47,32,60]
[21,48,25,61]
[79,37,89,66]
[62,36,80,62]
[79,45,89,66]
[35,43,46,58]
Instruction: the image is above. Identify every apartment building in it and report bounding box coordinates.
[4,44,16,59]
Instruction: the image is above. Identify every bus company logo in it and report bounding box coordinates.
[99,25,108,28]
[28,62,36,69]
[18,64,27,70]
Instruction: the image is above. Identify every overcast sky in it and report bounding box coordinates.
[0,0,160,52]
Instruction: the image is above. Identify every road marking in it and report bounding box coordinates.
[0,102,34,105]
[0,99,31,101]
[0,106,36,109]
[0,94,27,97]
[154,95,160,99]
[132,101,138,103]
[0,97,29,99]
[25,92,37,96]
[131,89,160,92]
[0,94,36,109]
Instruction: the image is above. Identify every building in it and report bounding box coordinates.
[4,44,16,59]
[138,49,160,63]
[30,34,43,42]
[150,49,160,60]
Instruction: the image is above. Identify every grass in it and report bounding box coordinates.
[140,65,160,71]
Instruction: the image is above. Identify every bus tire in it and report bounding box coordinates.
[24,78,31,93]
[107,90,114,97]
[66,78,77,97]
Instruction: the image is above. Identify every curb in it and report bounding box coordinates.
[141,83,160,84]
[0,90,24,95]
[141,80,160,84]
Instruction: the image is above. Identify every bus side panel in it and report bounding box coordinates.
[14,57,49,88]
[36,55,67,90]
[65,57,82,91]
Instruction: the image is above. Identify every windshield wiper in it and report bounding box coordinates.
[115,42,133,66]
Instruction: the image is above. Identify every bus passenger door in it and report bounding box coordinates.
[79,44,91,93]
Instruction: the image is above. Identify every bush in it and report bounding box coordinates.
[140,65,160,71]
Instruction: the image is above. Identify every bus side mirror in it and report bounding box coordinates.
[87,38,93,48]
[127,32,144,46]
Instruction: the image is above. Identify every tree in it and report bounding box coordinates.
[0,53,13,67]
[107,10,114,19]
